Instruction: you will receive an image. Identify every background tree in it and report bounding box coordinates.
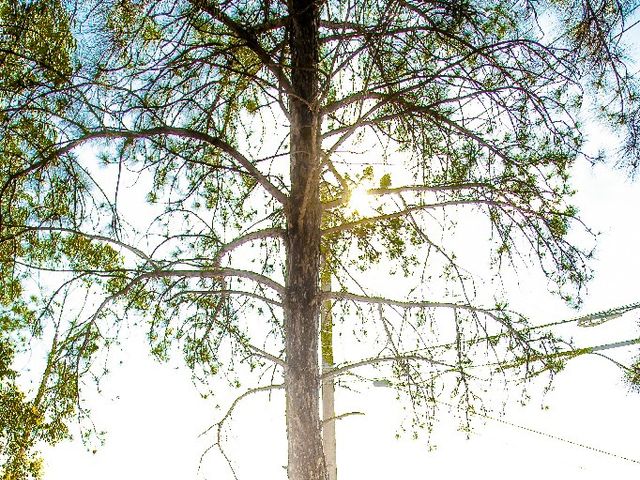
[1,1,640,479]
[0,0,79,478]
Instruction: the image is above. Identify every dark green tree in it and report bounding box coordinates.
[1,1,640,479]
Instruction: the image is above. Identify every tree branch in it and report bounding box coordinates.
[324,291,502,319]
[321,411,365,424]
[143,268,285,295]
[188,0,293,94]
[169,289,282,308]
[321,181,498,210]
[199,383,284,480]
[323,354,456,380]
[322,199,511,235]
[6,225,159,267]
[56,127,289,205]
[213,228,286,265]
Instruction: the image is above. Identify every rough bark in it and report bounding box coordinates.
[284,1,327,479]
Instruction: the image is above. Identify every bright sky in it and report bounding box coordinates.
[36,145,640,479]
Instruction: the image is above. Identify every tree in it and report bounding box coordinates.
[1,0,640,479]
[0,0,78,478]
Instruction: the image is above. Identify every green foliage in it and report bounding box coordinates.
[0,307,73,480]
[379,173,392,189]
[626,357,640,392]
[0,0,75,88]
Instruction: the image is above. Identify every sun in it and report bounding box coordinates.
[347,186,373,215]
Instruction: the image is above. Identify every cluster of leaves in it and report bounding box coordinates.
[0,287,80,480]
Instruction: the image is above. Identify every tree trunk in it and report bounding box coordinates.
[284,1,326,480]
[321,262,337,480]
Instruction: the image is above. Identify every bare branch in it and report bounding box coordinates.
[324,291,501,320]
[213,228,285,265]
[56,127,289,205]
[142,268,285,295]
[323,354,456,380]
[199,383,285,478]
[169,289,282,308]
[322,199,515,236]
[321,411,365,424]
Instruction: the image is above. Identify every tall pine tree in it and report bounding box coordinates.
[2,1,640,479]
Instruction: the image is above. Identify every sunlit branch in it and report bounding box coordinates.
[322,100,513,166]
[142,268,285,295]
[396,193,480,311]
[243,344,285,367]
[200,383,284,439]
[322,198,535,235]
[12,299,68,462]
[326,286,540,369]
[173,293,286,365]
[213,228,285,265]
[324,291,501,319]
[320,154,349,209]
[322,96,390,155]
[321,181,499,210]
[319,36,543,116]
[321,411,365,424]
[321,91,386,116]
[323,354,457,381]
[78,267,285,340]
[366,182,494,196]
[169,289,282,308]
